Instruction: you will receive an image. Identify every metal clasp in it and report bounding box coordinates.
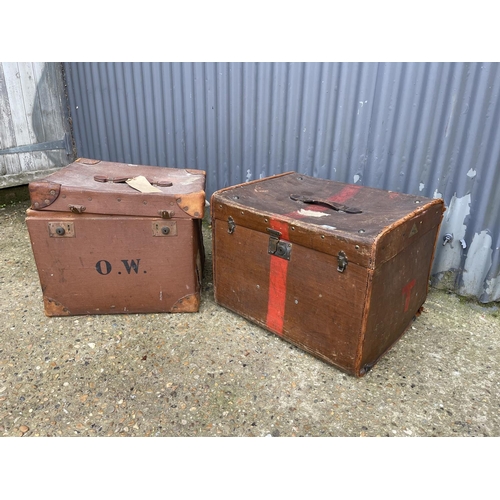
[68,204,86,214]
[267,228,292,260]
[158,210,175,219]
[337,251,348,272]
[227,216,236,234]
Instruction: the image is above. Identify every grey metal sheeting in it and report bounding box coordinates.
[64,62,500,303]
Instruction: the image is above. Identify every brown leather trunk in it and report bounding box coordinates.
[211,172,445,377]
[26,158,206,316]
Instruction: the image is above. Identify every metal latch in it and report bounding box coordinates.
[337,251,348,272]
[267,228,292,260]
[158,210,175,219]
[68,204,86,214]
[227,216,235,234]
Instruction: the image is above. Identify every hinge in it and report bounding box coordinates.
[337,251,348,272]
[267,228,292,260]
[0,132,72,156]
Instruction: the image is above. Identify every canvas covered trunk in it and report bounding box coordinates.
[26,158,206,316]
[211,172,444,377]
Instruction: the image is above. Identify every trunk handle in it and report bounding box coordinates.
[93,175,172,187]
[290,194,362,214]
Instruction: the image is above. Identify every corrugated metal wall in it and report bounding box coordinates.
[0,62,74,187]
[64,62,500,303]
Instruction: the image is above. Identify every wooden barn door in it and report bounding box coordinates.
[0,62,75,189]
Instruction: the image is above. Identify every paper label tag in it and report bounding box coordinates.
[125,175,162,193]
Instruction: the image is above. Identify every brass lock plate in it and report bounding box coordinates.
[48,222,76,238]
[152,221,177,236]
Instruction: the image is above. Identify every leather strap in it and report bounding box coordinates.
[94,175,172,187]
[290,194,362,214]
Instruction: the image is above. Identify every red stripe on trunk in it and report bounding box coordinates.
[266,220,290,334]
[265,183,361,332]
[402,279,416,312]
[328,184,362,203]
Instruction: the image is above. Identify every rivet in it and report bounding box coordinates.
[219,204,222,208]
[88,197,92,201]
[256,285,260,289]
[117,198,121,202]
[294,299,299,304]
[321,235,325,239]
[49,190,55,195]
[184,206,189,211]
[264,218,268,222]
[143,201,147,205]
[34,202,39,207]
[291,227,295,231]
[415,200,421,204]
[241,211,244,215]
[355,245,360,249]
[44,199,50,204]
[358,229,365,233]
[194,212,200,217]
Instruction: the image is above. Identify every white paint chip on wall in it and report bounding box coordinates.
[461,230,492,297]
[432,193,471,275]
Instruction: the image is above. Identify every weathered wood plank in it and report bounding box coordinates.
[0,167,63,189]
[0,63,21,176]
[2,62,37,174]
[32,63,67,145]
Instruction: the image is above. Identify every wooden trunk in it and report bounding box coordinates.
[211,172,445,377]
[26,158,206,316]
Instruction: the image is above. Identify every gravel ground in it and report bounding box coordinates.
[1,199,499,438]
